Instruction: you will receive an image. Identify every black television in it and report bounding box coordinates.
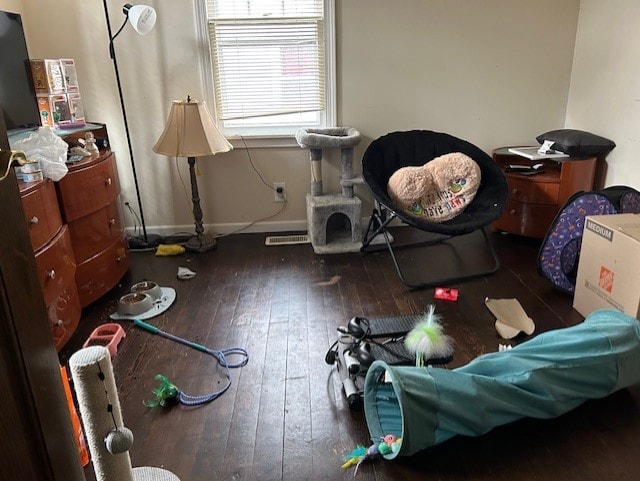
[0,10,41,133]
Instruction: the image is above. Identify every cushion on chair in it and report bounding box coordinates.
[387,152,481,222]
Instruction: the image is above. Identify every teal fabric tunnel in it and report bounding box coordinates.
[364,309,640,459]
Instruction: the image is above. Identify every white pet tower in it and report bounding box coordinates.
[295,127,363,254]
[69,346,181,481]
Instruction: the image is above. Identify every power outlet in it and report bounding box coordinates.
[274,182,286,202]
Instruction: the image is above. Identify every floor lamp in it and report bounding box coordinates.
[102,1,162,249]
[152,96,233,253]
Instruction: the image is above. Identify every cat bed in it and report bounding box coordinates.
[387,152,481,222]
[364,309,640,459]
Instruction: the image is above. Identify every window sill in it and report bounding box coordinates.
[228,135,300,149]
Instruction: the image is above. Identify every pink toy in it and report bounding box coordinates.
[83,323,126,356]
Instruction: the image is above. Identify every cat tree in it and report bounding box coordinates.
[295,127,363,254]
[69,346,180,481]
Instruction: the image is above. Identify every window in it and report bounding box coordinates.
[198,0,335,139]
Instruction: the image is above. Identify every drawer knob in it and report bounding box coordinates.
[511,188,518,195]
[47,269,56,280]
[30,216,39,224]
[109,218,116,226]
[105,177,112,186]
[56,319,64,327]
[510,209,516,215]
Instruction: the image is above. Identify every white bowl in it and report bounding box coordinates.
[117,292,153,316]
[130,281,162,301]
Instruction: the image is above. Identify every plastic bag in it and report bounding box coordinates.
[11,127,69,181]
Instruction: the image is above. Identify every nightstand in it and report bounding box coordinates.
[492,147,597,238]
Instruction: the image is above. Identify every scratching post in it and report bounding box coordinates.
[69,346,180,481]
[295,127,365,254]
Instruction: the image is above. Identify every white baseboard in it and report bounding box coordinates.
[126,215,404,238]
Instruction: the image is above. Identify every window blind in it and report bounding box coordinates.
[207,0,326,122]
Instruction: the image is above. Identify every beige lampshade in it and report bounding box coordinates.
[153,99,232,157]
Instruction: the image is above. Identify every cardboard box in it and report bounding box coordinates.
[66,92,86,125]
[60,58,80,92]
[36,94,72,127]
[30,59,65,94]
[573,213,640,319]
[36,95,55,127]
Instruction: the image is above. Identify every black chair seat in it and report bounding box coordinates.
[361,130,508,288]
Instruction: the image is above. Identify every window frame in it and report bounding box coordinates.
[194,0,336,146]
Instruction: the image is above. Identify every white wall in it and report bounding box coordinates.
[567,0,640,190]
[3,0,585,234]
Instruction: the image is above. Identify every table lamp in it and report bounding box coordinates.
[153,96,232,252]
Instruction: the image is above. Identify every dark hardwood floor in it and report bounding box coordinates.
[59,228,640,481]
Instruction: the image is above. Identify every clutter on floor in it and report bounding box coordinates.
[484,297,536,339]
[326,309,454,410]
[359,309,640,464]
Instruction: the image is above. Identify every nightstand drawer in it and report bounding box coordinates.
[507,176,559,205]
[493,199,558,238]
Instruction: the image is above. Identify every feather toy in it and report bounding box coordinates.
[404,305,454,366]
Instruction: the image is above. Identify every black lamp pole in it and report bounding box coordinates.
[102,1,157,248]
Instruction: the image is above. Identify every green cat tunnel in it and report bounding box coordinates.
[364,309,640,459]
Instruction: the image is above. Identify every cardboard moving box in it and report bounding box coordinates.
[573,213,640,319]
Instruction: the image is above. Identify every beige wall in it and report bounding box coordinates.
[567,0,640,189]
[3,0,591,234]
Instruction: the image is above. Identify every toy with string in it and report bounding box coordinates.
[404,305,454,366]
[342,435,402,475]
[131,319,249,407]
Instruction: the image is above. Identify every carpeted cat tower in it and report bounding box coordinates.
[296,127,364,254]
[69,346,181,481]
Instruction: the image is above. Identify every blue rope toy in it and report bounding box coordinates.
[131,319,249,407]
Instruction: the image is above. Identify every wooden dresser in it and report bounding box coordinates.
[56,145,129,307]
[492,147,597,238]
[19,178,81,350]
[17,123,129,349]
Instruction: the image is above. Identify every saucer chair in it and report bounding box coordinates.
[361,130,508,288]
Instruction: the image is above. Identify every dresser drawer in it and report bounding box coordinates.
[67,201,125,262]
[506,176,559,205]
[493,199,558,239]
[20,179,63,252]
[47,281,81,351]
[76,235,129,307]
[57,153,120,222]
[34,225,76,306]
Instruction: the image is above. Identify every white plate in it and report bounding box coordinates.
[110,287,176,321]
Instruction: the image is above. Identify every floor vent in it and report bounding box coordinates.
[265,234,310,246]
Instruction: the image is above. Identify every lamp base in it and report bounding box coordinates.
[128,233,164,250]
[185,232,218,253]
